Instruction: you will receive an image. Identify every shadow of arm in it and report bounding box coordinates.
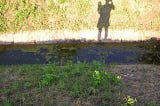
[97,1,101,14]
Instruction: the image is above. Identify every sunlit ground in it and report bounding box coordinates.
[0,29,159,44]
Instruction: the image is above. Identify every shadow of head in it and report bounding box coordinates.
[105,0,113,4]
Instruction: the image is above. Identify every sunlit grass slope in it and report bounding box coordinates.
[0,0,159,33]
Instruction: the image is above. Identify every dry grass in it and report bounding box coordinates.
[0,0,159,33]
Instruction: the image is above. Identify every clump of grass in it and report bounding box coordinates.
[140,43,160,65]
[0,13,6,32]
[0,0,7,32]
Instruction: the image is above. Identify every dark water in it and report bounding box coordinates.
[0,42,145,65]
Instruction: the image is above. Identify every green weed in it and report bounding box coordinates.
[58,0,67,4]
[71,83,82,98]
[11,81,19,90]
[20,0,26,6]
[0,0,7,32]
[39,73,60,86]
[147,101,160,106]
[0,13,6,32]
[3,100,12,106]
[92,70,101,87]
[122,96,137,106]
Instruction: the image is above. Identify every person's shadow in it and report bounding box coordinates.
[97,0,115,41]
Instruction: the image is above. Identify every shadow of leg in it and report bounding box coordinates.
[98,29,102,41]
[104,27,108,40]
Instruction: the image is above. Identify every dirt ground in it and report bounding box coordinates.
[110,64,160,106]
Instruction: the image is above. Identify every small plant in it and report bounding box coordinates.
[140,43,160,64]
[71,83,82,98]
[20,0,26,6]
[92,69,122,87]
[11,81,19,90]
[58,0,67,4]
[147,101,155,106]
[3,100,12,106]
[0,13,6,31]
[147,101,160,106]
[24,81,32,88]
[0,0,7,32]
[39,73,59,86]
[92,70,102,87]
[122,96,137,106]
[14,9,30,22]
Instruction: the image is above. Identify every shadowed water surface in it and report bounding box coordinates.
[0,42,145,65]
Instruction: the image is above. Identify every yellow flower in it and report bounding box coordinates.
[95,70,100,75]
[116,76,121,80]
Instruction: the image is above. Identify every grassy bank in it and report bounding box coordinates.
[0,61,140,106]
[0,0,159,33]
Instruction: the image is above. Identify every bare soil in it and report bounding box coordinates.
[110,64,160,106]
